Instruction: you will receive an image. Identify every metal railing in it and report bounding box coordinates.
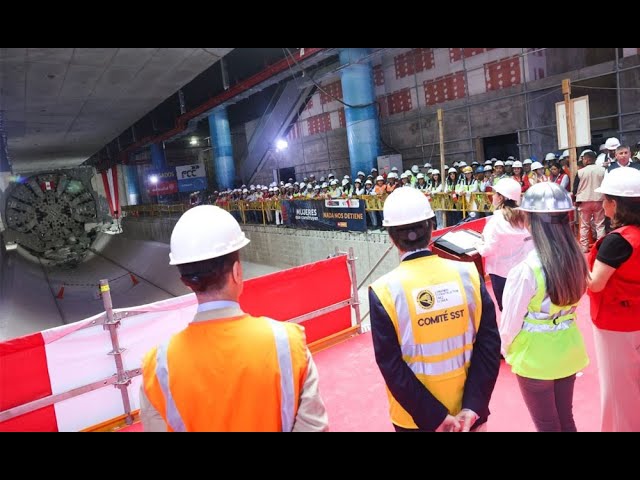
[0,254,363,428]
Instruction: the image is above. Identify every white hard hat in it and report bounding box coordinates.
[605,137,621,150]
[342,178,350,186]
[169,206,250,265]
[423,163,432,168]
[522,159,533,165]
[383,187,435,227]
[560,149,570,159]
[376,175,384,182]
[512,161,523,168]
[494,160,505,167]
[580,149,595,157]
[330,179,339,186]
[357,171,365,177]
[400,172,408,179]
[531,161,544,170]
[483,165,493,172]
[448,167,457,174]
[494,178,522,203]
[388,172,398,179]
[391,167,399,172]
[416,173,425,179]
[365,179,373,185]
[595,167,640,197]
[458,161,468,167]
[519,182,574,213]
[411,165,420,174]
[505,160,514,166]
[545,153,557,161]
[314,185,321,190]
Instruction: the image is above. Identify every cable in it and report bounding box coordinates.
[572,84,640,91]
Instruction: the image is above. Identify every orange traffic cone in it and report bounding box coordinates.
[56,286,65,299]
[130,273,139,286]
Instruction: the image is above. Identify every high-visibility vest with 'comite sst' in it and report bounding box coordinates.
[142,315,308,432]
[371,256,482,429]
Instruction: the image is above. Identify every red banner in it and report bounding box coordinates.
[101,167,120,218]
[240,256,352,344]
[0,333,58,432]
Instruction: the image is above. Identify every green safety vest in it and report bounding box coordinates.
[506,261,589,380]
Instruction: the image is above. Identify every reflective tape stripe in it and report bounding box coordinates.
[527,305,577,321]
[448,262,479,333]
[155,343,186,432]
[409,349,472,376]
[401,321,475,358]
[268,320,295,432]
[522,318,575,333]
[387,275,414,347]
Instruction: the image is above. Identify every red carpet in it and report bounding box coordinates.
[119,293,600,432]
[314,291,600,432]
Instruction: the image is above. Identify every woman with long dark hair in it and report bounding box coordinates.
[475,178,532,311]
[500,182,589,432]
[588,167,640,432]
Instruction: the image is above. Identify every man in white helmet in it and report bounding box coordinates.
[140,206,328,432]
[369,188,500,432]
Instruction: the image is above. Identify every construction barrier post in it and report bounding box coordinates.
[99,279,134,426]
[347,247,362,330]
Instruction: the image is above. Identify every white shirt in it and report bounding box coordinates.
[475,210,534,278]
[499,250,540,355]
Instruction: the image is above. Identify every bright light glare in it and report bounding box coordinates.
[190,136,199,146]
[275,139,288,151]
[149,175,159,184]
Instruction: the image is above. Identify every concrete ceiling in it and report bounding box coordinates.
[0,48,233,173]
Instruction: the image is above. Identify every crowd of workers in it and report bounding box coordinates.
[138,137,640,433]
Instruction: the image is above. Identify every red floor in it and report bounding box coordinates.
[119,293,601,432]
[313,291,600,432]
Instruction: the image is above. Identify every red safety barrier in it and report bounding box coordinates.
[0,255,356,431]
[240,255,352,344]
[0,333,58,432]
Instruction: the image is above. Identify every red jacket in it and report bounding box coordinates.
[588,225,640,331]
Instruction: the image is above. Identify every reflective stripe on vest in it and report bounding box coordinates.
[268,320,295,432]
[155,342,186,432]
[386,260,477,377]
[524,261,578,330]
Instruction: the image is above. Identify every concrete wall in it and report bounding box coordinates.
[121,216,402,285]
[240,48,640,184]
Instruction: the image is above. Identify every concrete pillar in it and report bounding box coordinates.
[150,143,167,170]
[339,48,381,179]
[124,165,140,205]
[208,108,236,190]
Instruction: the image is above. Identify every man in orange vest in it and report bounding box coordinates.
[140,205,328,432]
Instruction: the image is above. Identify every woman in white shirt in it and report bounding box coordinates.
[475,178,532,311]
[500,182,589,432]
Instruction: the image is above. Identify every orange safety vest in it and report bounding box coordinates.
[142,314,308,431]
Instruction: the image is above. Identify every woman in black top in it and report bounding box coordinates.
[587,167,640,432]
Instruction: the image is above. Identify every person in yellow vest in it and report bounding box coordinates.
[140,205,329,432]
[501,182,589,432]
[369,187,501,432]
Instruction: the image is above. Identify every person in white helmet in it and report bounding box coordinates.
[501,182,589,432]
[369,188,500,432]
[140,206,328,432]
[601,137,622,170]
[475,178,533,311]
[587,167,640,432]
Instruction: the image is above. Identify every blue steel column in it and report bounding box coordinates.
[0,111,11,172]
[208,108,236,190]
[150,143,167,170]
[124,165,140,205]
[339,48,380,179]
